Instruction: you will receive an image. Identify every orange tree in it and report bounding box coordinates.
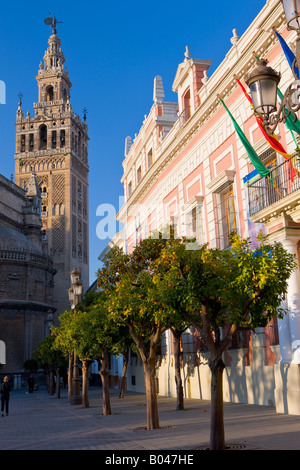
[74,292,114,413]
[34,335,67,398]
[53,290,121,414]
[150,238,190,411]
[154,233,297,450]
[83,292,136,414]
[97,234,184,430]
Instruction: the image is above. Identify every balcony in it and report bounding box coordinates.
[246,156,300,222]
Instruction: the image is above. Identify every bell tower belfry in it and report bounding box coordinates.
[14,18,89,322]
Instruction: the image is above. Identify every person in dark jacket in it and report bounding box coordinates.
[28,376,34,393]
[0,376,11,416]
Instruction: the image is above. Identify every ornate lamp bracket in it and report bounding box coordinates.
[264,79,300,135]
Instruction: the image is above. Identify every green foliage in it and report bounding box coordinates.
[99,235,185,359]
[101,232,296,359]
[48,231,296,373]
[151,232,297,354]
[52,290,134,363]
[23,359,39,373]
[34,335,67,370]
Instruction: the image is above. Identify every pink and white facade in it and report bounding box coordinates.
[112,0,300,414]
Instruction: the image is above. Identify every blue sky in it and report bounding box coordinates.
[0,0,265,284]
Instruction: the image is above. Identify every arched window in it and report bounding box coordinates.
[46,85,54,101]
[52,130,57,149]
[39,125,47,150]
[21,134,26,152]
[0,341,6,365]
[182,88,191,122]
[60,130,65,148]
[29,134,34,151]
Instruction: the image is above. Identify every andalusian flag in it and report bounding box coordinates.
[218,95,270,178]
[234,75,292,159]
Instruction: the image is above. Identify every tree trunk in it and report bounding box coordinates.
[99,346,112,415]
[127,323,164,430]
[68,352,74,403]
[46,367,50,394]
[82,361,90,408]
[209,357,226,450]
[172,329,184,411]
[55,368,61,399]
[49,369,55,396]
[119,350,129,399]
[143,358,159,430]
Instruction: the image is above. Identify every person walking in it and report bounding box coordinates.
[0,376,11,416]
[28,376,34,394]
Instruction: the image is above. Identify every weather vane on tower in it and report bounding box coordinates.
[44,14,63,35]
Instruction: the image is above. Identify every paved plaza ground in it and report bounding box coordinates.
[1,386,300,455]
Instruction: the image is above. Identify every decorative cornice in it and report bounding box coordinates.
[118,1,286,222]
[0,299,56,313]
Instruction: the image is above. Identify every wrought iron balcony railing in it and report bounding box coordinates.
[246,156,300,217]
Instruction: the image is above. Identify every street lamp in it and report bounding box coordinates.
[282,0,300,31]
[246,59,281,120]
[245,0,300,134]
[69,268,83,406]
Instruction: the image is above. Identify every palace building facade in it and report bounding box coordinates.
[14,21,89,322]
[111,0,300,414]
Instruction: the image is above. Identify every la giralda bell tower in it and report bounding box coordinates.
[14,17,89,322]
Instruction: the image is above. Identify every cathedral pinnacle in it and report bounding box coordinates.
[16,91,23,119]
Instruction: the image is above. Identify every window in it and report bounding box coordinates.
[52,131,57,149]
[40,185,48,199]
[42,230,47,241]
[183,196,204,249]
[41,205,48,217]
[218,184,237,248]
[128,181,132,198]
[147,149,153,169]
[186,205,204,246]
[170,214,179,238]
[247,149,286,216]
[136,223,143,244]
[180,88,191,125]
[60,130,65,148]
[29,134,34,151]
[21,135,26,152]
[39,125,47,150]
[46,85,54,101]
[137,166,142,184]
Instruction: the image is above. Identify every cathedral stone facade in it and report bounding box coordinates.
[0,172,56,373]
[14,22,89,322]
